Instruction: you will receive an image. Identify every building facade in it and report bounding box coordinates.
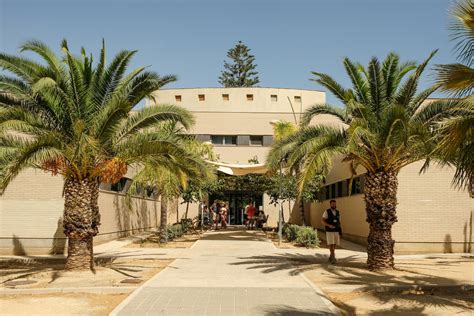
[147,87,330,226]
[1,86,472,255]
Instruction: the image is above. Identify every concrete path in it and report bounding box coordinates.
[110,229,339,316]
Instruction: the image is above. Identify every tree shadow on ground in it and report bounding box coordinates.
[0,253,172,284]
[230,252,474,312]
[260,305,333,315]
[200,229,269,242]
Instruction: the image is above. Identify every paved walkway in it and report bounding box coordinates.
[110,229,339,316]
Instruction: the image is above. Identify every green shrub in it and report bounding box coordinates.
[284,224,300,242]
[172,224,183,238]
[166,225,176,241]
[180,219,193,233]
[295,227,319,248]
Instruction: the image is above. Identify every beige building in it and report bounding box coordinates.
[289,151,473,255]
[150,88,473,254]
[147,87,330,226]
[1,87,472,255]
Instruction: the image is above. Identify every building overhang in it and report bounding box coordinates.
[206,161,268,176]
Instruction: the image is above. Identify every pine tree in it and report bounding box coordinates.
[218,41,260,87]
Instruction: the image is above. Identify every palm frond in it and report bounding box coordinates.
[300,103,347,126]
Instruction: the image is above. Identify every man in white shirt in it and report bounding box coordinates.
[321,199,342,264]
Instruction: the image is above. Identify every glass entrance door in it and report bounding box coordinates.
[209,192,263,225]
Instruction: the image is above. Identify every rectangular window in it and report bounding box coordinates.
[222,94,229,101]
[111,178,129,193]
[337,181,343,198]
[294,96,302,102]
[330,183,336,199]
[175,95,182,102]
[225,136,237,145]
[249,136,263,146]
[325,186,330,200]
[271,95,278,102]
[246,94,254,101]
[211,135,237,146]
[198,94,205,101]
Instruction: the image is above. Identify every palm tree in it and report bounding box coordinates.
[268,51,440,271]
[433,0,474,194]
[436,0,473,97]
[0,40,194,270]
[129,129,216,242]
[269,120,306,224]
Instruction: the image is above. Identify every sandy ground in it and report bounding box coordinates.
[0,257,173,315]
[0,292,128,316]
[127,232,200,248]
[1,258,173,289]
[327,289,473,315]
[298,255,474,315]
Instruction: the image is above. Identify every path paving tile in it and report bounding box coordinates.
[111,229,339,316]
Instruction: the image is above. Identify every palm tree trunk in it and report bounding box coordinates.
[63,178,100,270]
[176,199,180,223]
[364,170,398,271]
[160,195,168,243]
[185,202,190,219]
[299,198,306,226]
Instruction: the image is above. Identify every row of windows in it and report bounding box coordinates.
[100,178,158,200]
[174,94,302,103]
[210,135,265,146]
[321,175,365,200]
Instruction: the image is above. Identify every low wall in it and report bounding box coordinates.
[0,169,160,255]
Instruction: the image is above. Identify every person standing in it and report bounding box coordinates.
[245,201,257,230]
[220,203,228,229]
[211,200,220,230]
[321,199,342,264]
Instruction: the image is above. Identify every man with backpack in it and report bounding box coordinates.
[321,199,342,264]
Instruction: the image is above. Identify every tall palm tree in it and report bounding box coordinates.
[436,0,473,97]
[433,0,474,194]
[129,129,216,242]
[0,40,194,270]
[268,51,439,271]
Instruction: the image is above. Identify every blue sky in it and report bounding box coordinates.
[1,0,455,106]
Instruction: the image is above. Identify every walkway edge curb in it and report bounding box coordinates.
[299,272,342,316]
[109,258,179,316]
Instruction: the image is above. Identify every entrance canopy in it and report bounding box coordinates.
[206,161,268,176]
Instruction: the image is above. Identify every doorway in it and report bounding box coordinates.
[209,192,263,225]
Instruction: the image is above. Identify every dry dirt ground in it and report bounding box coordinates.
[265,231,473,314]
[0,234,186,316]
[0,257,172,316]
[301,254,473,315]
[0,257,172,289]
[0,292,127,316]
[327,289,473,315]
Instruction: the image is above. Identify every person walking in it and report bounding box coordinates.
[321,199,342,264]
